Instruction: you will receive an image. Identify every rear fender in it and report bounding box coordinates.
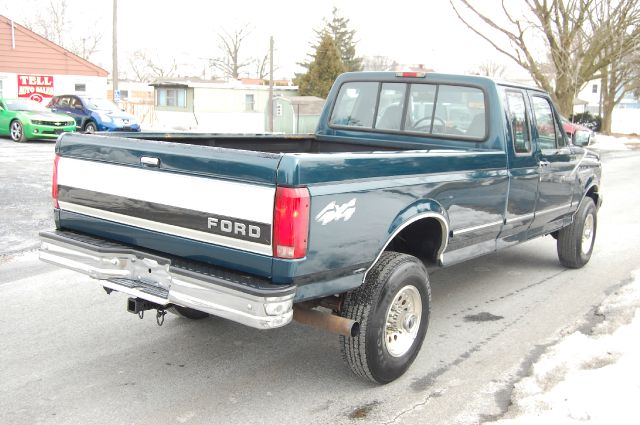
[363,199,449,281]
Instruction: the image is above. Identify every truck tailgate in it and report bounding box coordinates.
[54,133,282,277]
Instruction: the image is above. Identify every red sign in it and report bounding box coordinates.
[17,75,55,103]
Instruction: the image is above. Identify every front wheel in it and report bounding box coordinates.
[557,197,597,268]
[84,121,97,133]
[340,251,431,384]
[10,120,27,142]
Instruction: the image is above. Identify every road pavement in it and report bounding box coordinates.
[1,137,639,425]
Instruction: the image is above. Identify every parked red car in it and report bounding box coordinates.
[562,117,594,146]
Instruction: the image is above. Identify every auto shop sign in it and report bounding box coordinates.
[17,75,54,103]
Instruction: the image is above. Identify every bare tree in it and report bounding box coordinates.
[473,60,506,78]
[127,49,178,82]
[591,3,640,133]
[209,26,253,80]
[362,55,395,71]
[24,0,102,61]
[449,0,640,117]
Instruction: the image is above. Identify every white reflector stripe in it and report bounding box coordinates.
[57,157,275,224]
[59,201,273,255]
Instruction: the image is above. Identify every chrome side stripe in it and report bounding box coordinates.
[58,201,273,256]
[452,219,504,236]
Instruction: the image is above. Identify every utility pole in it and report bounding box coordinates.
[267,36,274,132]
[112,0,119,102]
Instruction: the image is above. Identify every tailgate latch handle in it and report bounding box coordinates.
[140,156,160,167]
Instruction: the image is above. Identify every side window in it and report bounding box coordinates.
[375,83,406,131]
[330,82,379,128]
[531,96,560,150]
[504,90,531,154]
[69,97,79,109]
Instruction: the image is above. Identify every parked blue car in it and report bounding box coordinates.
[48,95,141,132]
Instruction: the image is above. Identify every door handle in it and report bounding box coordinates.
[140,156,160,167]
[538,160,551,168]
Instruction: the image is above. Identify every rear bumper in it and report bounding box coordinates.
[39,230,295,329]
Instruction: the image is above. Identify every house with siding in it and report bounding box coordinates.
[149,78,299,132]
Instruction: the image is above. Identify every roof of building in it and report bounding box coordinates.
[0,15,108,76]
[149,77,298,91]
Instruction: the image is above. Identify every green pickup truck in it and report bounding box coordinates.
[40,72,602,383]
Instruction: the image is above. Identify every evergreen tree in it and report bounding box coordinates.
[294,34,346,98]
[321,7,362,72]
[299,7,362,73]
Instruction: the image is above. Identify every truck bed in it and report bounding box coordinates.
[107,132,486,153]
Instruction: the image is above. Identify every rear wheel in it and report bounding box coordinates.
[340,251,431,384]
[10,120,27,142]
[169,305,209,320]
[557,197,597,268]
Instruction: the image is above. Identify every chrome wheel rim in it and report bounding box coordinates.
[10,122,22,140]
[384,285,422,357]
[581,213,595,255]
[85,124,95,133]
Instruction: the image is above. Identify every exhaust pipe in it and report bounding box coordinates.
[293,307,360,337]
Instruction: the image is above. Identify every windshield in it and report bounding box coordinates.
[85,98,120,111]
[4,99,49,112]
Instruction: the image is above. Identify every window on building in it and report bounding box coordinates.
[245,94,255,111]
[120,90,129,100]
[75,83,86,92]
[592,84,598,94]
[156,87,187,108]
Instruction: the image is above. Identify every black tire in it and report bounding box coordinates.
[557,197,597,268]
[340,251,431,384]
[10,120,27,142]
[84,121,97,133]
[169,305,209,320]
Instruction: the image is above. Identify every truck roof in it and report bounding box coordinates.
[336,71,544,93]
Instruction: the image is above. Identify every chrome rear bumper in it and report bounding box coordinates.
[39,230,295,329]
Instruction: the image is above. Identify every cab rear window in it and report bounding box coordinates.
[330,81,486,140]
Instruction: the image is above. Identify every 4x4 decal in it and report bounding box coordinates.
[315,198,357,225]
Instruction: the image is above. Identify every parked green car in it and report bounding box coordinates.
[0,98,76,142]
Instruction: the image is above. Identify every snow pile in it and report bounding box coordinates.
[490,272,640,425]
[590,134,640,151]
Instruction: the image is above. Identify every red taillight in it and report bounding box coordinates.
[273,187,310,259]
[395,71,426,78]
[52,154,60,208]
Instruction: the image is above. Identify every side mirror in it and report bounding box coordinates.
[573,130,592,147]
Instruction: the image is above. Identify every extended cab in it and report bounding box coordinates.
[40,72,602,383]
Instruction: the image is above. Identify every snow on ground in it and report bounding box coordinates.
[488,271,640,425]
[590,134,640,151]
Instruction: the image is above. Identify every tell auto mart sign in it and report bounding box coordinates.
[17,75,54,103]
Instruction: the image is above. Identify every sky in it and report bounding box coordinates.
[1,0,530,81]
